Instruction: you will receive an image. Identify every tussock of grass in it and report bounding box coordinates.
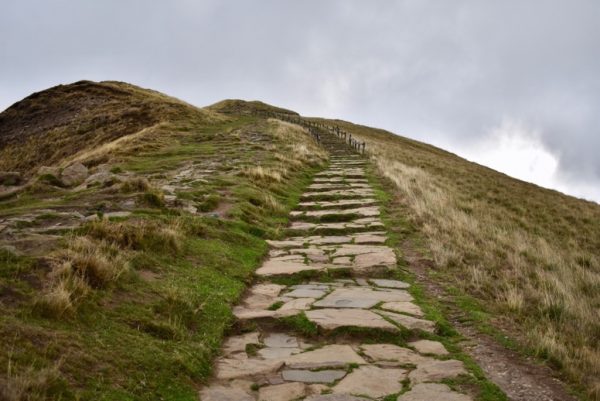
[85,218,183,253]
[0,362,63,401]
[326,119,600,399]
[120,177,151,192]
[37,235,130,317]
[242,166,286,183]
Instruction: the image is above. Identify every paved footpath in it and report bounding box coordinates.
[200,131,474,400]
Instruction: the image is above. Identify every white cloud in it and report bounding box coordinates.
[439,119,600,203]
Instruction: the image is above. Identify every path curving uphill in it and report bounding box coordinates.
[200,128,479,401]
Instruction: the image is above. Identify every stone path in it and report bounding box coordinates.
[200,132,474,400]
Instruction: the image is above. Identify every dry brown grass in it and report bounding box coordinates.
[0,360,62,401]
[321,119,600,399]
[37,235,129,317]
[242,166,286,183]
[268,119,328,166]
[37,218,184,317]
[0,81,223,175]
[241,119,327,187]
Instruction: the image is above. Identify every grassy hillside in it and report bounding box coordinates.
[0,84,327,400]
[1,81,598,399]
[0,80,220,176]
[309,118,600,399]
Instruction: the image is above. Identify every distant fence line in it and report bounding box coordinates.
[254,110,366,155]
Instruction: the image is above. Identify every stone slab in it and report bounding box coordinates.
[332,365,406,397]
[379,301,424,317]
[256,259,322,276]
[199,385,253,401]
[306,308,398,331]
[316,287,413,305]
[408,340,449,355]
[258,382,306,401]
[377,311,435,332]
[312,294,379,309]
[279,297,315,311]
[304,394,370,401]
[282,369,346,383]
[233,307,276,320]
[369,279,410,289]
[397,383,472,401]
[408,360,468,384]
[258,347,301,359]
[360,344,430,365]
[284,344,366,368]
[215,358,284,379]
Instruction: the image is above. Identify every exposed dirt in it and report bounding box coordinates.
[401,240,580,401]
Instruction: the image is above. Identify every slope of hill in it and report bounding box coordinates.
[0,80,218,175]
[0,83,327,400]
[307,117,600,399]
[0,82,598,400]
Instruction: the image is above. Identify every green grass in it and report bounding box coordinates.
[361,164,508,401]
[0,107,326,400]
[317,117,600,400]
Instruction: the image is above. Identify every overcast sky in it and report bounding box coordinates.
[2,1,599,202]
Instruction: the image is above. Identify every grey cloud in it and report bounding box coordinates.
[1,0,599,196]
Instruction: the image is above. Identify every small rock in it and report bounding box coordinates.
[199,385,254,401]
[284,344,366,369]
[305,395,370,401]
[215,358,283,379]
[252,283,286,297]
[222,332,260,355]
[397,383,472,401]
[60,163,88,187]
[360,343,430,365]
[258,382,306,401]
[307,384,329,395]
[332,365,406,397]
[379,301,424,316]
[85,171,117,187]
[279,297,315,311]
[409,360,467,384]
[408,340,449,355]
[377,310,435,332]
[369,279,410,289]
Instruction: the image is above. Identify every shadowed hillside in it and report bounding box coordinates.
[0,81,215,175]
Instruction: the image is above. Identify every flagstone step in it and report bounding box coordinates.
[267,232,387,248]
[290,206,380,220]
[297,199,378,210]
[300,189,375,200]
[287,218,385,234]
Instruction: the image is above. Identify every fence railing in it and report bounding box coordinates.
[254,110,366,155]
